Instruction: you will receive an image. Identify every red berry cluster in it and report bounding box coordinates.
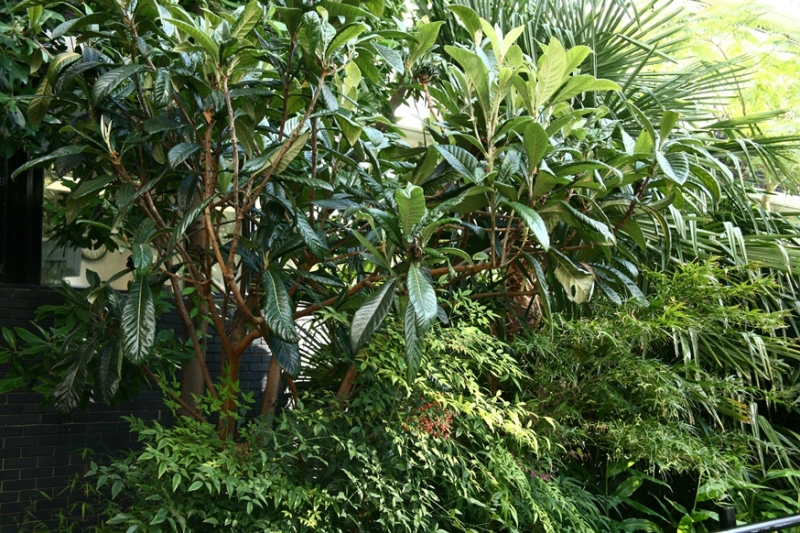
[403,396,455,439]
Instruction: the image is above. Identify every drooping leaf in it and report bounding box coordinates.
[295,213,327,259]
[232,0,262,39]
[121,277,156,363]
[537,38,568,105]
[267,336,300,377]
[350,278,398,353]
[404,303,424,382]
[447,5,483,45]
[395,183,426,237]
[27,77,51,127]
[326,24,367,60]
[94,341,121,404]
[168,143,202,168]
[523,122,550,175]
[53,338,96,413]
[657,151,689,185]
[92,65,146,105]
[435,144,479,182]
[506,201,550,250]
[263,270,299,343]
[407,21,444,68]
[11,145,88,180]
[406,264,437,325]
[373,43,404,74]
[166,19,218,57]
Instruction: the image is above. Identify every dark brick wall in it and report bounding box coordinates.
[0,284,273,529]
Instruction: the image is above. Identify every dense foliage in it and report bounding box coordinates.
[3,0,800,531]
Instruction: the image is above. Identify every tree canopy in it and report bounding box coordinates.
[4,0,800,531]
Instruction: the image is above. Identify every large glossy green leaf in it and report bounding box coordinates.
[445,46,491,119]
[404,303,424,382]
[537,38,568,105]
[326,24,367,61]
[53,337,96,413]
[295,213,327,259]
[94,341,121,404]
[656,151,689,185]
[267,336,300,377]
[407,21,445,68]
[447,5,483,45]
[435,144,479,182]
[92,65,146,105]
[27,77,51,128]
[153,69,172,108]
[395,183,426,237]
[167,19,218,57]
[407,264,437,325]
[232,0,262,39]
[168,143,202,168]
[263,270,299,343]
[242,132,310,176]
[506,201,550,250]
[350,278,399,353]
[373,43,404,74]
[523,122,550,175]
[11,145,88,180]
[121,277,156,363]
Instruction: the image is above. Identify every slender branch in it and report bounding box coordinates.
[140,365,208,424]
[167,274,219,401]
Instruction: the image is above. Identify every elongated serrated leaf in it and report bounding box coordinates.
[659,111,680,146]
[95,341,121,404]
[263,270,298,343]
[326,24,367,60]
[10,145,87,180]
[153,69,172,108]
[657,151,689,185]
[242,132,309,176]
[507,201,550,250]
[523,122,550,175]
[561,201,616,244]
[267,336,300,377]
[144,116,181,133]
[27,77,51,127]
[121,277,156,364]
[350,278,398,353]
[168,143,201,168]
[447,5,483,45]
[232,0,262,39]
[296,213,327,258]
[373,43,404,74]
[404,303,424,382]
[92,65,146,105]
[407,265,437,325]
[445,46,491,119]
[45,51,80,83]
[53,338,96,413]
[435,144,479,182]
[395,183,426,237]
[167,19,218,57]
[407,21,444,68]
[537,38,567,105]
